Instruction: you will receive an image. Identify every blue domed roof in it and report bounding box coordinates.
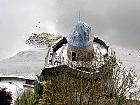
[67,21,92,47]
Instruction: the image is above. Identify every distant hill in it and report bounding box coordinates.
[0,45,140,77]
[0,48,47,75]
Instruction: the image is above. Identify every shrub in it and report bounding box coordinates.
[26,33,62,48]
[0,87,12,105]
[40,50,140,105]
[14,51,140,105]
[14,90,39,105]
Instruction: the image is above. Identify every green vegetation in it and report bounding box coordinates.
[0,87,12,105]
[26,33,62,47]
[14,90,39,105]
[15,35,140,104]
[39,53,140,105]
[14,52,140,105]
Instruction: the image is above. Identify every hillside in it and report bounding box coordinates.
[0,45,140,77]
[0,48,47,75]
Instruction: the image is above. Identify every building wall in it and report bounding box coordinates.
[67,44,94,61]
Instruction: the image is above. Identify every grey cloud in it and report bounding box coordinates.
[54,0,140,49]
[0,0,140,59]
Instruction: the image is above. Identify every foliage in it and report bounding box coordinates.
[39,50,140,105]
[14,90,39,105]
[26,33,62,48]
[0,87,12,105]
[37,81,53,105]
[14,51,140,105]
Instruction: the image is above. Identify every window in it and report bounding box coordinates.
[72,52,76,61]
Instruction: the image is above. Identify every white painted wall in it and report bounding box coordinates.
[0,79,25,104]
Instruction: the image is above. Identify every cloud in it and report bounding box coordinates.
[0,0,56,59]
[0,0,140,59]
[53,0,140,49]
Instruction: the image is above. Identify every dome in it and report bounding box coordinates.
[67,21,92,47]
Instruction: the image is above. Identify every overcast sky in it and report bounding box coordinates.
[0,0,140,60]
